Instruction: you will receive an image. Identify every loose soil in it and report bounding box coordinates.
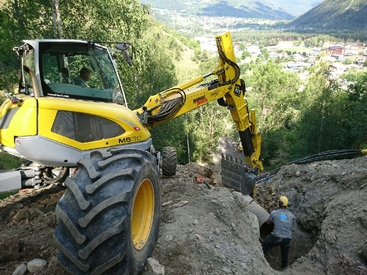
[1,137,367,274]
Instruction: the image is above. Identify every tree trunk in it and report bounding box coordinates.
[52,0,64,39]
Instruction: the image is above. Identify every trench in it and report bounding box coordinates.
[245,195,319,271]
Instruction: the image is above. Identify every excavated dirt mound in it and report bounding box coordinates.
[256,156,367,275]
[0,144,367,274]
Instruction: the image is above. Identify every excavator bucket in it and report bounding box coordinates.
[221,154,273,241]
[221,153,258,195]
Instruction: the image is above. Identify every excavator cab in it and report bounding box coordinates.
[14,40,127,105]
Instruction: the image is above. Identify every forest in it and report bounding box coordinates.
[0,0,366,172]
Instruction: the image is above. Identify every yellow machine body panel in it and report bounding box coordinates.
[0,95,37,148]
[37,97,151,151]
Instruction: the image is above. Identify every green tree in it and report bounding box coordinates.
[293,37,302,47]
[241,49,251,60]
[292,61,352,158]
[0,0,152,92]
[256,46,269,62]
[185,102,234,163]
[345,71,367,148]
[245,59,301,168]
[119,27,178,109]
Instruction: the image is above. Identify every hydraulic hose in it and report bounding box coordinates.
[257,149,366,183]
[146,88,186,124]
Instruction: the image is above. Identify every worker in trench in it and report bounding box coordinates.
[262,196,295,269]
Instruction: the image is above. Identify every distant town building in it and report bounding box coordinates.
[246,45,261,56]
[327,46,345,55]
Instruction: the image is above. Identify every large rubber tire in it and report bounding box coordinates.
[161,146,177,176]
[54,148,161,275]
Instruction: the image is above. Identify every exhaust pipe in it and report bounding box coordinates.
[243,195,273,241]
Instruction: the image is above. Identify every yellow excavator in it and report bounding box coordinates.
[0,32,263,274]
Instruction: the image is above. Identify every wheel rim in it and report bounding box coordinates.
[131,178,154,250]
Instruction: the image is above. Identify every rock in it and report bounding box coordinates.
[164,233,174,242]
[27,258,47,273]
[146,257,165,275]
[214,227,221,235]
[12,263,27,275]
[171,200,189,208]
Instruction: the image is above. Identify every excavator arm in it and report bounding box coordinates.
[134,32,262,171]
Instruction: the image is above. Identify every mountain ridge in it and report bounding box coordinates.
[287,0,367,31]
[140,0,367,35]
[140,0,320,20]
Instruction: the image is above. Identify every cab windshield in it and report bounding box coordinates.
[37,41,125,105]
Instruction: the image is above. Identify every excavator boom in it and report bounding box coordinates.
[134,32,263,171]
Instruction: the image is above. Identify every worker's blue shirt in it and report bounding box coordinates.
[269,208,295,239]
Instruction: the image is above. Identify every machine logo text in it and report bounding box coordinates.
[118,136,142,144]
[193,96,208,106]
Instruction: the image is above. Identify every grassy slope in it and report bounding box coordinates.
[288,0,367,30]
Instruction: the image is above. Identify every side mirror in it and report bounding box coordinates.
[115,43,133,66]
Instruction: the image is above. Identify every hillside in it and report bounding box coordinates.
[140,0,320,20]
[1,138,367,274]
[287,0,367,31]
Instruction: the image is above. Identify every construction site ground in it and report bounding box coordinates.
[0,137,367,274]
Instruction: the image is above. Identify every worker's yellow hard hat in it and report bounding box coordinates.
[279,196,289,207]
